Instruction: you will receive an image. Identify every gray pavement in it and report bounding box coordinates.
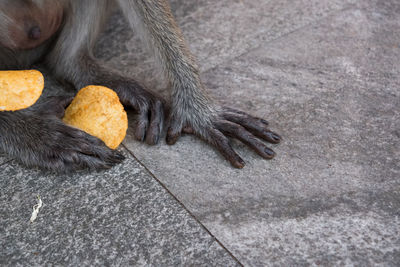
[1,0,400,265]
[0,151,238,266]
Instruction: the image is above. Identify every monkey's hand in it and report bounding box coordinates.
[117,87,164,145]
[92,73,165,146]
[0,96,124,172]
[166,106,281,168]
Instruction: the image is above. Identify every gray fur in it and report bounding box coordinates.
[0,0,280,171]
[117,1,216,134]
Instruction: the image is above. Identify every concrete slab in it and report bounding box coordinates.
[0,150,238,266]
[173,0,358,72]
[122,3,400,266]
[1,0,399,265]
[96,0,358,92]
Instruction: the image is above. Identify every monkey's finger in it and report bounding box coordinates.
[74,137,125,163]
[47,152,85,172]
[134,110,149,142]
[54,153,115,172]
[39,157,70,172]
[75,140,124,162]
[75,153,121,170]
[37,148,86,172]
[166,125,181,145]
[253,130,281,144]
[222,107,270,126]
[222,106,248,116]
[57,96,74,108]
[166,118,182,145]
[69,144,125,170]
[53,96,74,118]
[222,110,281,144]
[36,96,74,118]
[59,126,125,163]
[146,100,164,145]
[209,129,245,168]
[216,121,275,159]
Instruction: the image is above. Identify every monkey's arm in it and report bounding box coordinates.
[0,97,124,172]
[46,1,164,144]
[118,0,281,167]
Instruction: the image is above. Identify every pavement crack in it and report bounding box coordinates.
[121,144,244,267]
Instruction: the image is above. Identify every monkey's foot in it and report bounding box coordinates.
[166,106,281,168]
[12,96,125,172]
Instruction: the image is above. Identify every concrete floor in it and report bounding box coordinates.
[1,0,399,265]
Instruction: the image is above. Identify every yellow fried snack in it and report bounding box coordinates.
[63,85,128,149]
[0,70,44,111]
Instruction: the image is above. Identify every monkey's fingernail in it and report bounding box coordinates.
[260,119,269,125]
[232,157,245,168]
[166,127,181,145]
[135,132,145,142]
[166,134,179,145]
[166,138,176,145]
[271,133,281,142]
[265,131,281,143]
[235,160,245,168]
[264,148,275,158]
[146,133,159,145]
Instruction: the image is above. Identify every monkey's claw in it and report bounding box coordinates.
[33,95,74,118]
[166,106,281,168]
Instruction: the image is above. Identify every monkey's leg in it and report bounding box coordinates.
[118,0,281,168]
[0,96,124,172]
[46,0,164,145]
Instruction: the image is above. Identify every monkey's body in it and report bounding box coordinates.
[0,0,280,171]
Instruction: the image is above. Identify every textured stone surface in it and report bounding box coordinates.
[172,0,358,72]
[119,0,400,265]
[2,0,400,266]
[0,150,238,266]
[96,0,359,92]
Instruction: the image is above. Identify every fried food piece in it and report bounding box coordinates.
[63,85,128,149]
[0,70,44,111]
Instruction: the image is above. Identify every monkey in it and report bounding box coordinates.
[0,0,281,172]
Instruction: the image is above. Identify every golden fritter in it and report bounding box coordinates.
[0,70,44,111]
[63,85,128,149]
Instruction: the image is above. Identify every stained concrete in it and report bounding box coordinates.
[96,0,360,92]
[0,150,238,266]
[115,0,400,265]
[1,0,400,266]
